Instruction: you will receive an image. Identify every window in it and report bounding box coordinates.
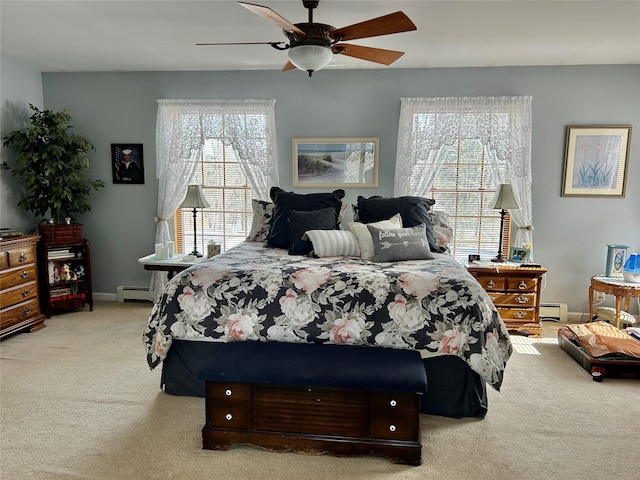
[154,99,277,258]
[426,139,510,261]
[394,96,532,262]
[175,139,253,255]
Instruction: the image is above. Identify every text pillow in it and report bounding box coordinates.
[348,213,402,260]
[357,195,442,253]
[303,230,360,258]
[287,207,339,255]
[267,187,345,249]
[367,224,435,262]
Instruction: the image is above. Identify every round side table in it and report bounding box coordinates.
[589,276,640,328]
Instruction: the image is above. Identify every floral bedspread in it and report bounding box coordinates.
[144,242,512,390]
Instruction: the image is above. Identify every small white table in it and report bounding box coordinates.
[138,254,204,279]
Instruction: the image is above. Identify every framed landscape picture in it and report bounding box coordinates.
[561,125,631,197]
[292,137,379,188]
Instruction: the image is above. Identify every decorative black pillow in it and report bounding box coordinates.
[356,195,444,253]
[367,224,435,262]
[287,207,339,255]
[266,187,345,249]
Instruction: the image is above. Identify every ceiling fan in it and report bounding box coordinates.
[197,0,417,76]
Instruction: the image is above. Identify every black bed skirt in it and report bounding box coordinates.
[160,339,488,419]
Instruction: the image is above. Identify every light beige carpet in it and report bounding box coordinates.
[1,302,638,480]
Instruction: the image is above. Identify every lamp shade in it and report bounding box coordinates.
[181,185,210,209]
[288,45,333,73]
[490,184,520,210]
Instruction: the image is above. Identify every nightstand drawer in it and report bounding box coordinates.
[475,275,506,291]
[497,307,536,321]
[491,292,536,307]
[506,277,538,292]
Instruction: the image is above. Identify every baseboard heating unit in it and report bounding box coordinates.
[540,302,568,322]
[117,285,153,303]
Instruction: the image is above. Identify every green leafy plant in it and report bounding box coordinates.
[2,104,105,224]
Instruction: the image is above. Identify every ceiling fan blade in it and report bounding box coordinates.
[331,11,416,41]
[281,61,297,72]
[333,44,404,65]
[196,41,286,46]
[239,2,305,36]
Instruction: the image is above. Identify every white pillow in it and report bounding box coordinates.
[303,230,360,258]
[348,213,402,260]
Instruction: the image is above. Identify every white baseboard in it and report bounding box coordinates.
[540,302,568,322]
[116,285,153,303]
[93,292,118,302]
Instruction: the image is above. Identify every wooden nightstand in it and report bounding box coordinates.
[467,263,547,336]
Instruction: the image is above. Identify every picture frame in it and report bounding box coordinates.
[111,143,144,184]
[508,247,530,263]
[605,244,628,277]
[561,125,631,197]
[292,137,379,188]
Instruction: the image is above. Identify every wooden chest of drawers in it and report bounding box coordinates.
[202,381,422,465]
[467,264,547,336]
[1,236,46,339]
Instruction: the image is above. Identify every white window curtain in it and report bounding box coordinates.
[394,96,534,256]
[152,99,278,296]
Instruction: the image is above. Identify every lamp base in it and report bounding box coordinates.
[190,250,203,258]
[491,254,507,263]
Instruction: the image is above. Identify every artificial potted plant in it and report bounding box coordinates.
[2,104,105,242]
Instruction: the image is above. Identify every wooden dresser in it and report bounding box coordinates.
[1,235,46,339]
[467,263,547,336]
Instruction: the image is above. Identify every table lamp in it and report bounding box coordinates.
[181,185,210,257]
[489,184,520,263]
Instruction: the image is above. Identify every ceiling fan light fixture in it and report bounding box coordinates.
[288,44,332,76]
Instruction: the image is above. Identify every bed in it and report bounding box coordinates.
[143,191,512,418]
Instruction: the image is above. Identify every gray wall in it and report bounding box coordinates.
[0,59,44,230]
[2,62,639,316]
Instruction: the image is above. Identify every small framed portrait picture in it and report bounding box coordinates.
[111,144,144,184]
[605,244,628,277]
[509,247,530,263]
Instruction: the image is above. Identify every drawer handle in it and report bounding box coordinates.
[21,289,31,297]
[389,425,396,432]
[514,311,527,318]
[22,307,33,315]
[515,296,530,304]
[18,253,27,262]
[518,281,527,289]
[225,389,232,396]
[19,270,30,279]
[225,413,233,421]
[486,280,495,288]
[389,399,397,407]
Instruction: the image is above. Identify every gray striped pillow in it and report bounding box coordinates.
[303,230,360,258]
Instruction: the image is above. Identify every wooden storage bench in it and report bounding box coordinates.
[198,342,428,465]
